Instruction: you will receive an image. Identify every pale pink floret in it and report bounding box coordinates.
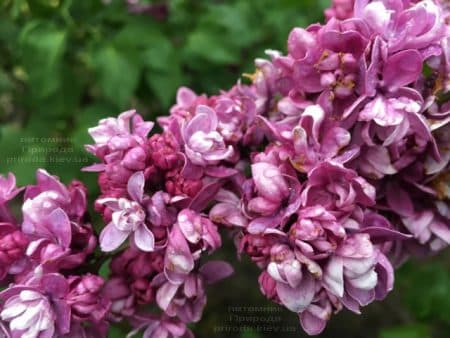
[99,172,155,252]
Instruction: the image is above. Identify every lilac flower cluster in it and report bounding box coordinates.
[0,171,109,337]
[229,0,449,334]
[1,0,448,337]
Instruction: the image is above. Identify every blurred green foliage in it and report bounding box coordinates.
[0,1,449,338]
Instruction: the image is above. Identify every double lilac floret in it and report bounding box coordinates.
[99,171,155,252]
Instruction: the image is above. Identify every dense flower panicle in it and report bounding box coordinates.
[110,247,164,279]
[103,276,136,321]
[386,181,450,251]
[21,170,96,271]
[84,110,154,198]
[154,261,233,323]
[66,274,111,322]
[217,0,447,334]
[148,133,182,171]
[86,110,153,160]
[0,0,449,337]
[0,273,109,338]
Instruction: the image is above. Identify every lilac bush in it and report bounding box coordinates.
[0,0,449,336]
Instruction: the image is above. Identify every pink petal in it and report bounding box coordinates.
[134,225,155,252]
[156,282,179,311]
[199,261,234,285]
[127,171,145,203]
[276,274,315,312]
[383,50,422,91]
[47,208,72,248]
[99,223,129,252]
[41,273,69,298]
[299,311,327,336]
[323,257,344,297]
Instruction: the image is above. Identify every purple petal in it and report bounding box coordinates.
[180,153,204,180]
[127,171,145,203]
[81,163,106,172]
[386,184,414,217]
[47,208,72,248]
[276,273,315,312]
[99,223,129,252]
[204,166,238,178]
[247,216,281,234]
[189,180,222,212]
[299,311,327,336]
[346,285,375,306]
[183,106,216,140]
[323,257,344,297]
[383,50,422,91]
[41,273,69,298]
[156,282,179,311]
[53,299,71,334]
[375,252,394,300]
[199,261,234,285]
[134,225,155,252]
[177,87,197,107]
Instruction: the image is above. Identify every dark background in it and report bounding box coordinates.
[0,1,449,337]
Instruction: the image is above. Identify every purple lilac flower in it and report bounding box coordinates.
[301,161,375,217]
[65,274,111,323]
[0,271,110,338]
[21,170,95,270]
[177,209,221,254]
[108,248,165,306]
[98,171,155,252]
[86,110,153,160]
[182,105,235,167]
[0,223,28,282]
[354,0,446,55]
[288,105,352,173]
[103,276,136,321]
[209,189,248,228]
[154,261,233,323]
[386,181,450,251]
[84,110,154,198]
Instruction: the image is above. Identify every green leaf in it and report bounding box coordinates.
[26,0,61,16]
[0,69,12,92]
[398,261,450,324]
[91,45,141,109]
[114,18,159,50]
[185,30,239,65]
[145,69,183,109]
[203,4,261,47]
[98,258,111,279]
[0,124,46,185]
[19,21,67,99]
[379,324,431,338]
[142,37,174,72]
[109,325,131,338]
[240,331,263,338]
